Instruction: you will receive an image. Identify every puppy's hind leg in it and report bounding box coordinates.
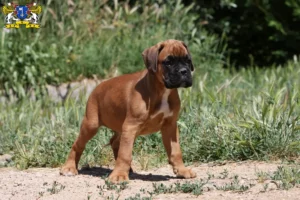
[110,132,120,160]
[60,99,100,176]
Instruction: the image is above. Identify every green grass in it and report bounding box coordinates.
[257,165,300,190]
[98,179,129,196]
[46,181,66,195]
[0,0,299,169]
[0,60,299,169]
[150,180,208,196]
[1,0,219,98]
[216,175,255,192]
[179,66,300,162]
[103,165,300,199]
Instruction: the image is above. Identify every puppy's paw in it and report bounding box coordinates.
[174,167,197,179]
[60,164,78,176]
[108,171,129,183]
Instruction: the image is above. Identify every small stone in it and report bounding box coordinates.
[69,82,83,100]
[85,80,98,98]
[46,85,61,102]
[203,183,216,192]
[266,181,278,191]
[0,96,6,103]
[58,83,69,98]
[0,154,13,165]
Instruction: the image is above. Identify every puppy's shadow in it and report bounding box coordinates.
[79,167,176,181]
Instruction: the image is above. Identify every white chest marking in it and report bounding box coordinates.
[150,90,173,119]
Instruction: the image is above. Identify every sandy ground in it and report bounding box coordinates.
[0,161,299,200]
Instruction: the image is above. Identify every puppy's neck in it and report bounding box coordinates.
[145,70,175,98]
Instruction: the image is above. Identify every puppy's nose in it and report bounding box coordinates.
[179,68,187,75]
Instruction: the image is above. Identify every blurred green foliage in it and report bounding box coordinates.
[0,0,299,169]
[1,58,299,168]
[181,0,300,67]
[0,0,224,98]
[0,0,300,97]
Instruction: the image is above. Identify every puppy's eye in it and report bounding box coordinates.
[184,55,191,64]
[163,60,173,66]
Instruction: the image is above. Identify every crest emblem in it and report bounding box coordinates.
[16,5,29,20]
[2,2,42,29]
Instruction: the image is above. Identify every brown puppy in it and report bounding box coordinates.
[60,39,196,182]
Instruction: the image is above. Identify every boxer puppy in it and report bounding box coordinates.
[60,39,196,182]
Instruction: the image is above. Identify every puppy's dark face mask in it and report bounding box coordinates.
[142,40,194,89]
[162,55,193,89]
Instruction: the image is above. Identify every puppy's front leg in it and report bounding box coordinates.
[108,124,137,183]
[161,121,196,178]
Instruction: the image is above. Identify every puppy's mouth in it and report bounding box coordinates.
[179,80,192,88]
[163,77,192,89]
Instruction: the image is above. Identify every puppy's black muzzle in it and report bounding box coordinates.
[164,66,193,89]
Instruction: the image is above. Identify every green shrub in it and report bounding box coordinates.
[0,0,223,98]
[181,0,300,67]
[1,58,299,169]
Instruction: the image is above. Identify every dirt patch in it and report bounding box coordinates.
[0,161,299,200]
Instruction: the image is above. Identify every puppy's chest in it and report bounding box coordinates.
[150,99,173,119]
[139,93,174,135]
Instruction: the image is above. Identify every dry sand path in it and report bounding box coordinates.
[0,161,299,200]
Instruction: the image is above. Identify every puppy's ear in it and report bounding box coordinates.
[182,42,194,71]
[142,44,164,73]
